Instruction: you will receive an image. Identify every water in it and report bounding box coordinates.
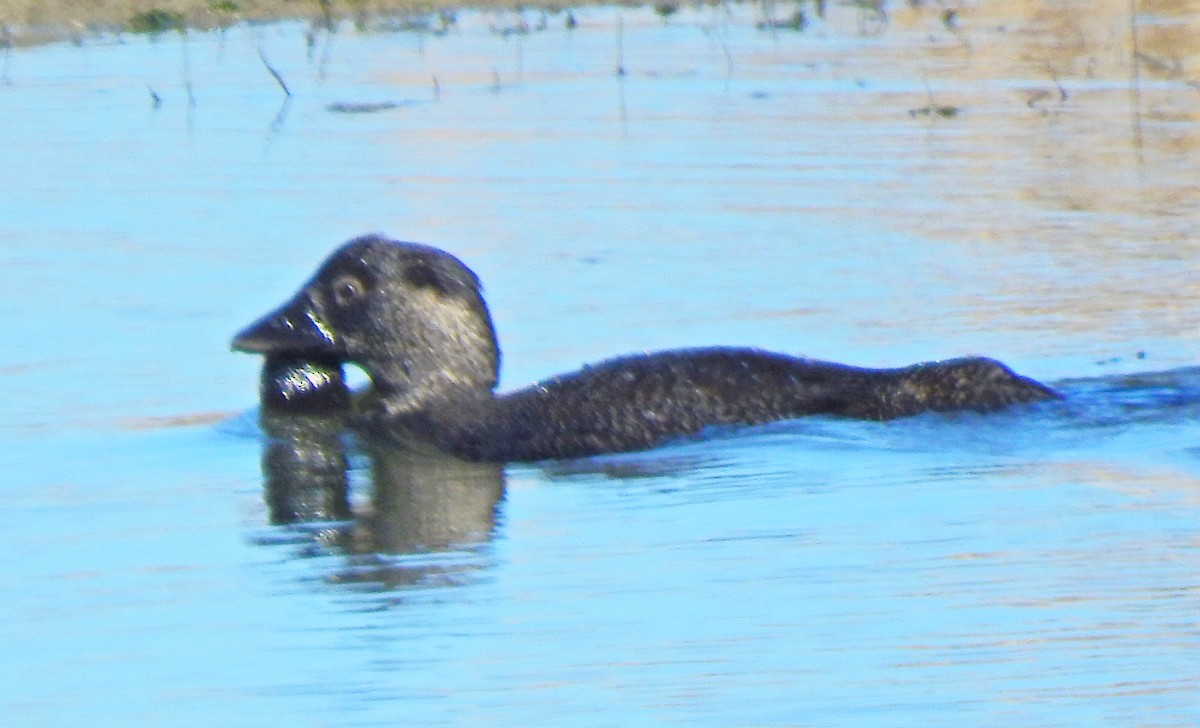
[3,2,1200,725]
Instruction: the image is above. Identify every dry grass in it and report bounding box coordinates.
[0,0,547,44]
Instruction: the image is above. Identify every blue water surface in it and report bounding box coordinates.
[2,3,1199,726]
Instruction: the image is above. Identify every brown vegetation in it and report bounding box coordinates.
[0,0,535,44]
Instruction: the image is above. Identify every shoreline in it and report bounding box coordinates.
[1,0,583,46]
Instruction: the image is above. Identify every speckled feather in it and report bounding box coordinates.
[397,348,1058,461]
[233,235,1061,463]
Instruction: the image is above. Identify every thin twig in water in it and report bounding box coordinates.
[259,49,292,97]
[268,97,292,136]
[148,85,162,108]
[515,33,524,85]
[181,32,196,108]
[1128,0,1143,155]
[615,15,626,77]
[717,0,733,78]
[1050,68,1067,101]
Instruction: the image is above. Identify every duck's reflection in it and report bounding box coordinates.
[353,446,504,556]
[257,357,504,591]
[320,444,504,591]
[261,412,352,525]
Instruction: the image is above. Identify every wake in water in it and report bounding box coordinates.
[1052,365,1200,426]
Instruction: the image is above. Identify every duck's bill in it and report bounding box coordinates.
[231,294,341,356]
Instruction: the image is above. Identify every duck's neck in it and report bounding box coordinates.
[363,366,495,419]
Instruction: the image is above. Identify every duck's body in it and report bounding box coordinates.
[234,235,1060,462]
[376,348,1054,461]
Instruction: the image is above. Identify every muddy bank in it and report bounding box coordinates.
[1,0,551,45]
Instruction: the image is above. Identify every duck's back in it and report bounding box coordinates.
[409,348,1058,462]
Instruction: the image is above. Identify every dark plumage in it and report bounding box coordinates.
[259,355,349,415]
[232,234,1060,461]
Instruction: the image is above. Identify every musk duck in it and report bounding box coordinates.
[233,234,1060,461]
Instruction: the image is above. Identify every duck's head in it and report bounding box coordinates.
[233,235,500,412]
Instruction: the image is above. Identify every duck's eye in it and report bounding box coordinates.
[330,274,367,307]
